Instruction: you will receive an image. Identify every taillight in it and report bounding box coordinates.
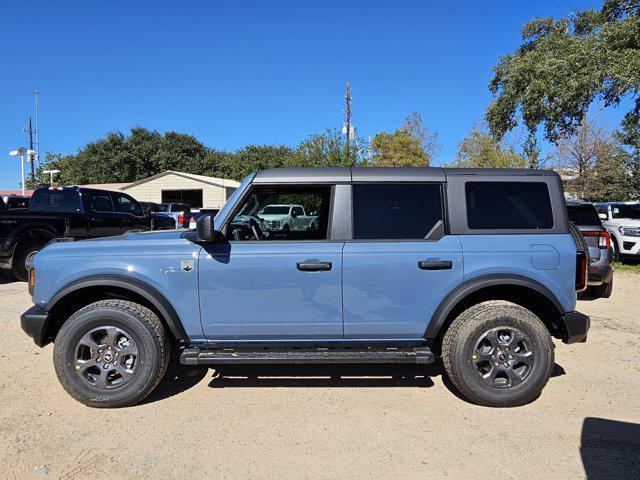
[178,214,185,225]
[575,251,588,291]
[581,230,610,249]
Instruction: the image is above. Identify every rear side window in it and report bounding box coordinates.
[30,189,80,213]
[567,205,601,226]
[353,183,443,239]
[466,182,553,230]
[88,193,114,212]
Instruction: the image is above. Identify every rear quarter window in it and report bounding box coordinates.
[30,189,81,213]
[567,205,601,226]
[466,182,553,230]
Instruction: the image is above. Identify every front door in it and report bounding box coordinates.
[342,183,464,339]
[199,184,342,340]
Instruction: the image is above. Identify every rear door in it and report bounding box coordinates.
[342,182,464,339]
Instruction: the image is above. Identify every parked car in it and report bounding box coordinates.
[1,194,30,210]
[156,203,192,229]
[258,204,318,234]
[0,186,163,281]
[594,202,640,262]
[566,201,614,298]
[21,167,590,409]
[139,202,176,230]
[189,208,220,229]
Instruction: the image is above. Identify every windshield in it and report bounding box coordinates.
[567,204,601,226]
[260,206,290,214]
[611,204,640,219]
[157,204,170,212]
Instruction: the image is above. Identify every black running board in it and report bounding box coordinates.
[180,347,434,366]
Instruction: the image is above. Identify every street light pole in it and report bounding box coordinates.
[9,148,37,195]
[43,169,60,186]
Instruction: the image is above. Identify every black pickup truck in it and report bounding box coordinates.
[0,186,173,281]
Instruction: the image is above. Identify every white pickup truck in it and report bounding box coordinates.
[258,204,318,233]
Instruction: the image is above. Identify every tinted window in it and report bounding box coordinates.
[353,183,443,240]
[114,194,144,216]
[230,186,331,241]
[292,206,304,216]
[89,193,114,212]
[466,182,553,230]
[611,204,640,219]
[30,189,80,213]
[567,204,601,226]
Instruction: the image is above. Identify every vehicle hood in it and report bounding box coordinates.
[605,218,640,227]
[258,214,286,221]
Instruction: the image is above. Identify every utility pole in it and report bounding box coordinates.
[345,82,351,162]
[24,116,36,181]
[33,89,41,168]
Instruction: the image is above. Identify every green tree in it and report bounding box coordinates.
[215,145,296,181]
[368,112,439,167]
[452,124,527,168]
[616,115,640,196]
[486,0,640,142]
[293,128,359,167]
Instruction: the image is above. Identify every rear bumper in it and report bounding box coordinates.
[562,311,590,344]
[20,305,51,347]
[588,264,613,286]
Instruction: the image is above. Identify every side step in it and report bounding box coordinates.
[180,347,434,366]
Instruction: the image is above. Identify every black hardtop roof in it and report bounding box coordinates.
[252,167,559,183]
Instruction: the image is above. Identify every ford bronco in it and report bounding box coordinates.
[20,167,590,408]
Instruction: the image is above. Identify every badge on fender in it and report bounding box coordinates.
[181,260,195,272]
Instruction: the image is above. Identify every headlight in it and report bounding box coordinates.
[618,226,640,237]
[270,220,280,228]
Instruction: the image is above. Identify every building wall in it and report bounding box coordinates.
[123,173,228,208]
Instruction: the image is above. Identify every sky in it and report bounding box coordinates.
[0,0,628,189]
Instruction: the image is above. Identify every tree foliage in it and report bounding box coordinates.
[554,116,632,200]
[452,124,527,168]
[367,112,439,167]
[486,0,640,142]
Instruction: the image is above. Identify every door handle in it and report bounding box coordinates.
[297,261,332,272]
[418,259,453,270]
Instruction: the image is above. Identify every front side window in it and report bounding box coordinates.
[114,194,144,216]
[228,186,331,241]
[352,183,444,240]
[466,182,553,230]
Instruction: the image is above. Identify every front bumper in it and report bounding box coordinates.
[562,311,590,344]
[20,305,51,347]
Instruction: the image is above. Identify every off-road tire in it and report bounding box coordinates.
[53,300,170,408]
[11,242,41,281]
[442,302,555,407]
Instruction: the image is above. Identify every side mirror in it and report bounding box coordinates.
[291,212,298,219]
[196,214,220,242]
[599,213,607,220]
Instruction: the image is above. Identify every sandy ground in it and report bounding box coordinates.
[0,273,639,480]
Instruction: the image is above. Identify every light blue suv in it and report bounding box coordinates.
[21,167,590,408]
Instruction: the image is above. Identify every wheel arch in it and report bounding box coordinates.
[44,274,188,346]
[425,274,568,353]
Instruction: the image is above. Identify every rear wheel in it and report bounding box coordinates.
[442,302,554,407]
[53,300,170,408]
[589,279,613,299]
[11,242,41,281]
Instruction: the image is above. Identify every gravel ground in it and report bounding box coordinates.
[0,272,639,479]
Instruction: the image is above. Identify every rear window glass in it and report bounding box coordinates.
[30,189,80,213]
[353,183,443,239]
[567,205,601,226]
[466,182,553,230]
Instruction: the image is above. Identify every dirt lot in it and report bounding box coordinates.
[0,273,639,480]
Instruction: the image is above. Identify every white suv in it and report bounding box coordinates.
[594,202,640,261]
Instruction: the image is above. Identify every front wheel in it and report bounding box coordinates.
[53,300,170,408]
[442,302,554,407]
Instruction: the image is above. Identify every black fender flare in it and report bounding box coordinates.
[46,274,188,342]
[9,222,63,243]
[424,274,566,339]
